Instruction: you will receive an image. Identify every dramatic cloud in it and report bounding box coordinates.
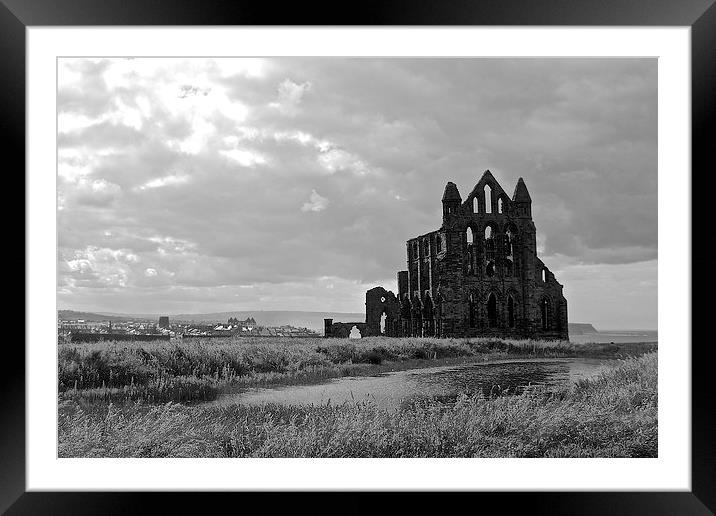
[270,78,312,116]
[57,58,657,328]
[301,189,329,212]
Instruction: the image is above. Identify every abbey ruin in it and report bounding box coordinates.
[325,170,569,340]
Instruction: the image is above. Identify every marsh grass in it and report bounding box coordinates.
[58,336,657,403]
[58,352,657,458]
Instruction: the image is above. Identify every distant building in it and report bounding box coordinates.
[158,316,169,328]
[228,316,257,326]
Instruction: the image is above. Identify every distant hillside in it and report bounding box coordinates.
[169,311,365,331]
[62,310,596,335]
[568,323,599,335]
[60,310,365,331]
[58,310,151,322]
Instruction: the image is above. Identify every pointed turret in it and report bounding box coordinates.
[513,177,531,202]
[442,181,461,202]
[512,177,532,218]
[442,181,462,222]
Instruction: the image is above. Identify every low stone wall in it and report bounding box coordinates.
[323,321,367,338]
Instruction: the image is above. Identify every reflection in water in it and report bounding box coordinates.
[210,358,614,410]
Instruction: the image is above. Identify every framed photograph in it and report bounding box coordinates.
[9,0,711,512]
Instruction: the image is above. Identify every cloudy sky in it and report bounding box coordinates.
[57,58,657,329]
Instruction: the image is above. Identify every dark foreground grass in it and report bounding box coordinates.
[58,336,657,403]
[58,352,657,458]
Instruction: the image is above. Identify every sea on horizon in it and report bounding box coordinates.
[569,330,658,344]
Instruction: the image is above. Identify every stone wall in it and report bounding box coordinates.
[384,171,568,340]
[323,320,367,338]
[364,286,400,336]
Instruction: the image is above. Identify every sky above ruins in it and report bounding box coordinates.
[57,57,657,329]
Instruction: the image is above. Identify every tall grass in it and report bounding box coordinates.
[58,336,657,403]
[58,352,657,458]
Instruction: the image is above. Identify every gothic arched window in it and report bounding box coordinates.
[505,228,514,257]
[468,294,476,328]
[487,293,498,328]
[484,225,496,265]
[507,295,516,327]
[541,298,550,330]
[486,261,495,277]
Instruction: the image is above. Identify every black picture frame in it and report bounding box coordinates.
[6,0,711,513]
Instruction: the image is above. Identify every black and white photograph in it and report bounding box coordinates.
[55,56,660,459]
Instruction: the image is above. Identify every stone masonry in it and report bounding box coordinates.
[325,170,569,340]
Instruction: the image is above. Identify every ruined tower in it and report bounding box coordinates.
[359,170,568,340]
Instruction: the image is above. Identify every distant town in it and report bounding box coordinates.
[57,309,602,344]
[58,313,321,343]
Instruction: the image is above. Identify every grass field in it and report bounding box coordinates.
[58,352,657,458]
[58,336,657,403]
